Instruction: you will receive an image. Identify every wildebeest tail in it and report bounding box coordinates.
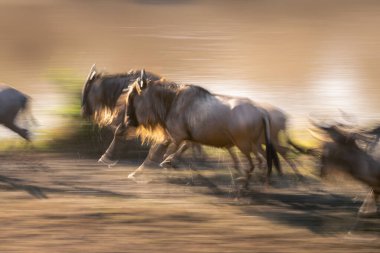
[262,113,281,176]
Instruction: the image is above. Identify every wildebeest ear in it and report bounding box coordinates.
[139,69,147,89]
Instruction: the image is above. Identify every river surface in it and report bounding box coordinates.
[0,0,379,138]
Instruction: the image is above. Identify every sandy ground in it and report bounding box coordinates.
[0,152,379,253]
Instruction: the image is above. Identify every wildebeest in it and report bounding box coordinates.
[310,120,380,216]
[165,97,301,177]
[83,66,302,182]
[158,99,302,179]
[100,69,281,186]
[250,104,304,177]
[81,65,205,169]
[0,84,34,141]
[82,65,296,178]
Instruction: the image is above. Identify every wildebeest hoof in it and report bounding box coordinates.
[358,210,378,218]
[235,176,247,182]
[98,155,118,168]
[160,160,173,168]
[127,172,136,180]
[127,173,151,184]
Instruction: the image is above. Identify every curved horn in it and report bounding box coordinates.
[139,68,147,89]
[86,64,97,82]
[82,64,97,107]
[90,63,96,73]
[140,68,145,80]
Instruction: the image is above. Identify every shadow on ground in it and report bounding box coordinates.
[164,162,380,237]
[0,174,135,200]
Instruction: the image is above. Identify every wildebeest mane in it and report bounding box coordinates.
[127,78,181,129]
[126,78,213,143]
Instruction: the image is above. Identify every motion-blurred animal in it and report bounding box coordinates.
[0,84,35,141]
[84,66,299,181]
[81,65,204,169]
[310,120,380,216]
[100,69,280,186]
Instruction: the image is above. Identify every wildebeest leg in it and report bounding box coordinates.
[128,140,171,179]
[253,145,265,169]
[160,142,189,168]
[99,123,130,165]
[227,148,242,175]
[171,141,194,163]
[192,143,207,160]
[170,142,207,163]
[275,145,304,179]
[161,142,207,168]
[235,142,255,187]
[19,101,39,127]
[358,189,378,216]
[145,141,171,164]
[3,122,30,141]
[163,141,178,160]
[163,141,186,160]
[257,144,283,177]
[243,153,255,189]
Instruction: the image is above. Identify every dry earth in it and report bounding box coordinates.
[0,152,379,253]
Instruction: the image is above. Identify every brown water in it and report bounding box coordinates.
[0,0,380,137]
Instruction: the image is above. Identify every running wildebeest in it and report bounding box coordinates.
[166,97,302,178]
[81,65,204,169]
[82,66,295,180]
[172,101,302,177]
[310,120,380,216]
[83,66,302,182]
[99,69,281,186]
[0,84,34,141]
[83,66,296,180]
[250,104,304,177]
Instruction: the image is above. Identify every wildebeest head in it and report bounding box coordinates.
[309,119,375,177]
[310,118,372,146]
[81,65,162,126]
[125,69,181,143]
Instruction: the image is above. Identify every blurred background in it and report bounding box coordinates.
[1,2,380,251]
[0,0,379,150]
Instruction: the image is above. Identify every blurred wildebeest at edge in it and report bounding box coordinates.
[0,84,35,141]
[99,69,282,187]
[310,119,380,216]
[81,65,204,169]
[363,125,380,153]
